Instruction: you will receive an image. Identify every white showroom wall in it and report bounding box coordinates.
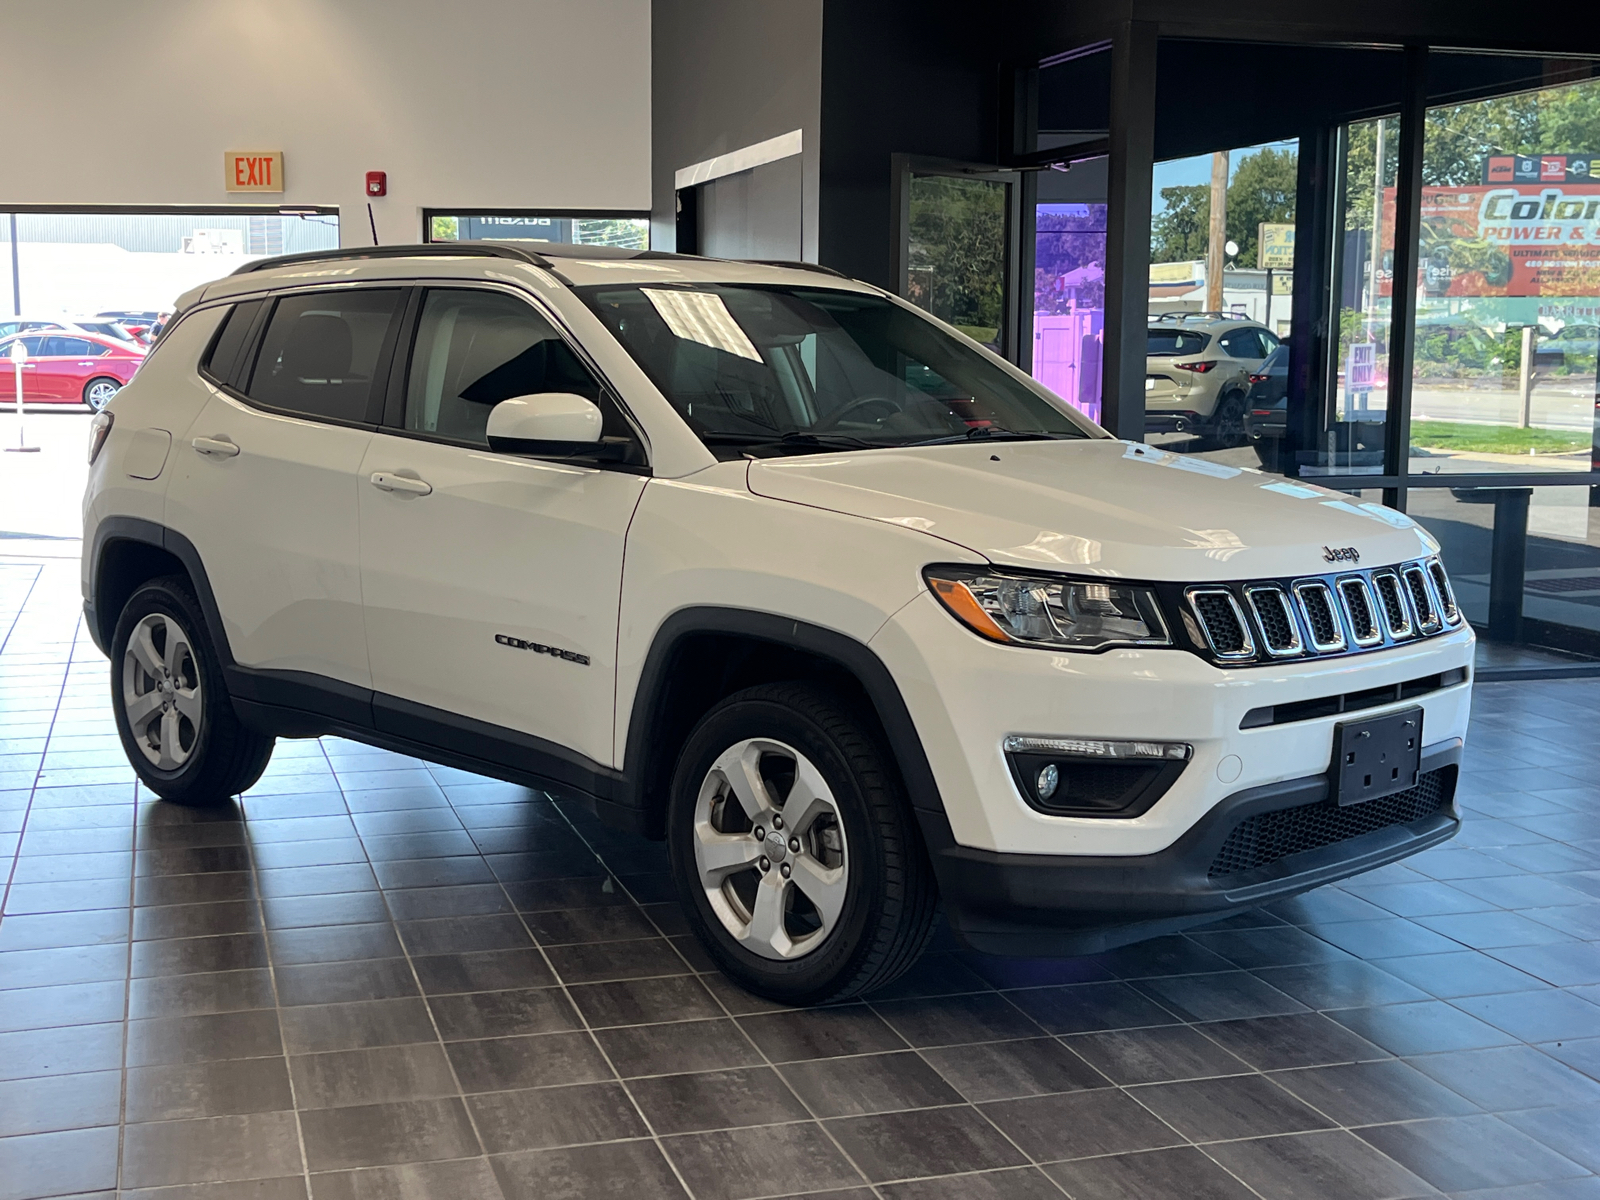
[0,0,651,246]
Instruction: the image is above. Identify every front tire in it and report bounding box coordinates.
[667,683,938,1005]
[111,577,274,806]
[83,377,121,411]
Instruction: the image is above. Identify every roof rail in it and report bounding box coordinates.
[231,243,551,276]
[743,259,852,279]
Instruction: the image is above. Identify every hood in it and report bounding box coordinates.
[746,439,1437,581]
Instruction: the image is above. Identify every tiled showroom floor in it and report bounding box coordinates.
[3,555,1600,1200]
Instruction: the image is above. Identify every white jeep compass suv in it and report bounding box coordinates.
[83,243,1473,1003]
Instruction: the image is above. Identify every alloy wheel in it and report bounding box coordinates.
[85,379,120,411]
[692,737,850,960]
[122,612,203,770]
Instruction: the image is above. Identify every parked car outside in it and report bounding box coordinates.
[1145,313,1280,448]
[1243,344,1290,468]
[82,243,1471,1003]
[67,317,143,345]
[0,316,73,339]
[0,331,146,409]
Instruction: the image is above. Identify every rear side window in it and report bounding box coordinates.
[202,300,265,385]
[43,336,95,356]
[245,289,402,423]
[1147,330,1209,356]
[1219,329,1268,359]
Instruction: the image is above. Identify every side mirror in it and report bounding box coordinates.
[486,393,602,451]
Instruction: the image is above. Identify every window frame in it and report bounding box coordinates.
[376,280,652,471]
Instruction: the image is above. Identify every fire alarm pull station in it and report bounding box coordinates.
[366,171,387,197]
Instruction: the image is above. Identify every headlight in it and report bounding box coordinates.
[924,565,1171,650]
[88,411,114,464]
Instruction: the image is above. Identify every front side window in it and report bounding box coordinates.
[43,337,95,357]
[244,289,402,423]
[578,284,1095,457]
[401,289,609,448]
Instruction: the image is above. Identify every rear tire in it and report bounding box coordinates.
[667,683,938,1005]
[1204,390,1249,450]
[110,576,274,806]
[83,377,121,411]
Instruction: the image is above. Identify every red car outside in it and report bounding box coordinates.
[0,332,146,411]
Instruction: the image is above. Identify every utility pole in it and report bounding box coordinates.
[1207,151,1229,313]
[1369,119,1386,333]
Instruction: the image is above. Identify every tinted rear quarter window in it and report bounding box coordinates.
[1147,329,1209,356]
[202,300,265,385]
[245,289,402,423]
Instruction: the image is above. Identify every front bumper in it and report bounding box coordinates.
[919,741,1459,956]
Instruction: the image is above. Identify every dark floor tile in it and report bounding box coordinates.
[427,986,581,1040]
[1500,1104,1600,1173]
[0,1125,120,1198]
[279,998,439,1054]
[921,1036,1110,1102]
[1543,1035,1600,1083]
[8,875,137,914]
[879,1167,1064,1200]
[1199,1012,1390,1070]
[1357,1115,1590,1192]
[447,1031,612,1092]
[1002,980,1179,1034]
[269,922,405,966]
[598,1016,765,1078]
[737,1005,907,1062]
[567,974,723,1028]
[1090,935,1240,979]
[522,904,660,946]
[860,952,992,1001]
[1253,960,1432,1010]
[1492,941,1600,989]
[960,952,1116,989]
[310,1157,502,1200]
[1329,1000,1518,1055]
[1456,988,1600,1042]
[261,891,390,931]
[276,958,420,1007]
[1271,1057,1481,1125]
[130,968,276,1019]
[1204,1129,1437,1200]
[1313,918,1465,959]
[299,1097,480,1172]
[1065,1023,1251,1085]
[126,1009,283,1067]
[1373,949,1547,999]
[1134,971,1308,1023]
[541,936,686,984]
[1131,1073,1336,1142]
[469,1081,646,1153]
[501,874,631,913]
[133,932,268,978]
[126,1057,295,1121]
[870,993,1042,1048]
[775,1049,960,1117]
[122,1111,304,1188]
[409,947,553,995]
[1409,1045,1600,1112]
[132,898,260,942]
[0,1020,124,1080]
[370,855,495,889]
[290,1042,458,1109]
[981,1087,1186,1160]
[1044,1146,1257,1200]
[396,914,533,957]
[827,1106,1026,1183]
[0,1068,121,1135]
[627,1065,810,1134]
[255,863,379,899]
[491,1139,687,1200]
[1189,925,1355,970]
[0,977,125,1032]
[1349,879,1501,918]
[127,1175,310,1198]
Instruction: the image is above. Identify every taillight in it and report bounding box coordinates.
[88,411,114,464]
[1248,373,1268,384]
[1174,360,1216,373]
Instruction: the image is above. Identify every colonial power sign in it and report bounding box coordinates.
[225,151,284,193]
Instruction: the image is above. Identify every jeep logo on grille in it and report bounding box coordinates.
[1323,546,1360,565]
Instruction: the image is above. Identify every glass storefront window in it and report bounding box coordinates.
[1034,202,1106,422]
[1405,76,1600,477]
[428,213,649,249]
[905,174,1009,352]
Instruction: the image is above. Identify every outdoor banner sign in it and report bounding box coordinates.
[1259,223,1296,270]
[1382,156,1600,299]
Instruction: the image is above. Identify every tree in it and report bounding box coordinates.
[1151,184,1209,263]
[1228,147,1298,266]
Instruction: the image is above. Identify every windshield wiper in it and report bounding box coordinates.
[910,427,1064,447]
[701,431,882,452]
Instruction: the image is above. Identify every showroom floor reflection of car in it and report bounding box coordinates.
[0,331,145,410]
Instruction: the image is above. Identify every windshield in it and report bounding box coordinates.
[1147,329,1210,357]
[576,283,1097,456]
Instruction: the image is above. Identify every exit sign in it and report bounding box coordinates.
[225,151,284,193]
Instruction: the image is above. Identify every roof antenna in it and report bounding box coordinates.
[367,203,380,246]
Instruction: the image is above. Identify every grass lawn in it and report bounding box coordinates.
[1410,420,1591,455]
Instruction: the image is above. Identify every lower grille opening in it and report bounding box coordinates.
[1207,766,1454,879]
[1240,667,1468,729]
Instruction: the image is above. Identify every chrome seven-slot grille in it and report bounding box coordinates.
[1185,558,1460,665]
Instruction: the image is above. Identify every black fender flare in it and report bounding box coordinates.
[86,516,236,664]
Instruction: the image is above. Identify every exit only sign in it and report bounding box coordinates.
[225,151,284,193]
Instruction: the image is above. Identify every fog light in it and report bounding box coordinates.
[1036,763,1060,800]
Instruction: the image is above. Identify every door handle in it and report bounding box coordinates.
[192,436,239,458]
[370,471,432,496]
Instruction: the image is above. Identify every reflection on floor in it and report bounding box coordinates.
[3,556,1599,1200]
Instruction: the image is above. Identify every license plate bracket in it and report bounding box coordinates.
[1332,706,1422,806]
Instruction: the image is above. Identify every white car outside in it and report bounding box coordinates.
[81,243,1472,1003]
